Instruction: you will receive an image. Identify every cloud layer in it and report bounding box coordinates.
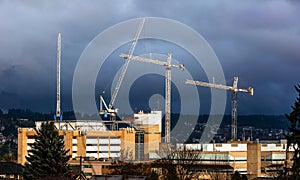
[0,0,299,115]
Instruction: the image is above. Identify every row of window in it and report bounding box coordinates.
[85,144,120,146]
[69,164,108,169]
[84,151,120,153]
[73,136,120,139]
[261,159,285,162]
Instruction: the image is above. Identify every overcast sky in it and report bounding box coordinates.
[0,0,299,115]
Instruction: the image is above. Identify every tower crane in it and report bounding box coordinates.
[119,53,184,143]
[99,18,145,120]
[186,77,253,141]
[55,32,62,121]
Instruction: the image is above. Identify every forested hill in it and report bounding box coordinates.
[220,115,287,129]
[0,109,287,130]
[0,109,287,160]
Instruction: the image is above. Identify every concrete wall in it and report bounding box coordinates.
[247,143,261,179]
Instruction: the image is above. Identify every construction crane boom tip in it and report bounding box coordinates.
[249,87,254,96]
[179,64,185,70]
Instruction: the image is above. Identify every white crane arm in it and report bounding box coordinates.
[100,95,109,110]
[186,77,253,141]
[109,18,145,108]
[120,53,185,70]
[186,79,253,95]
[120,53,166,66]
[186,79,234,91]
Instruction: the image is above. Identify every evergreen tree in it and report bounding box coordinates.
[22,121,71,179]
[286,85,300,177]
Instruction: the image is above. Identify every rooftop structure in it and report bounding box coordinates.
[0,162,23,179]
[134,110,162,132]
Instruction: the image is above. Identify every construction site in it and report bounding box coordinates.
[17,19,294,180]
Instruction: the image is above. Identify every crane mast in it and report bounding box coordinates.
[120,53,184,143]
[231,77,239,141]
[186,77,253,141]
[56,32,62,121]
[165,54,171,143]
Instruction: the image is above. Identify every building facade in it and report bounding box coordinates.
[18,120,294,179]
[18,120,161,178]
[176,140,293,179]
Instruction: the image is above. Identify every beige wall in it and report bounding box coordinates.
[247,143,261,179]
[18,124,161,165]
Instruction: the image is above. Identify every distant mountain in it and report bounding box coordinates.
[0,108,288,129]
[220,115,287,130]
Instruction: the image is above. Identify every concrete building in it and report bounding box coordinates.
[17,119,294,179]
[176,140,293,179]
[18,120,161,178]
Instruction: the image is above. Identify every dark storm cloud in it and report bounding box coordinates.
[0,0,299,114]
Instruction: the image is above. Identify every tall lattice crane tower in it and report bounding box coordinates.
[119,53,184,143]
[56,32,62,121]
[186,77,253,141]
[99,18,145,122]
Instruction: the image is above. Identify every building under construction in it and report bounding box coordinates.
[16,29,294,179]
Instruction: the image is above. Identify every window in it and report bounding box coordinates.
[86,151,98,153]
[135,131,145,160]
[110,151,120,153]
[84,173,92,176]
[110,136,119,139]
[135,131,144,143]
[69,164,78,167]
[84,164,92,168]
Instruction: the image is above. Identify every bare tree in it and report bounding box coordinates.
[118,147,133,162]
[154,146,199,180]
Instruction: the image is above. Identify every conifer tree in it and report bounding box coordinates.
[22,121,71,179]
[286,85,300,177]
